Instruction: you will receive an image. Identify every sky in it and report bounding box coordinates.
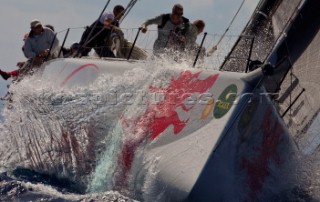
[0,0,259,96]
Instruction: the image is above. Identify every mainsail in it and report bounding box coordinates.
[220,0,320,154]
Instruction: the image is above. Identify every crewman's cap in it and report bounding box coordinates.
[100,12,114,23]
[30,19,42,29]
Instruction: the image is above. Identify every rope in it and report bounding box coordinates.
[119,0,138,24]
[207,0,246,56]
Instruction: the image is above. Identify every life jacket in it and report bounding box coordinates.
[158,13,189,36]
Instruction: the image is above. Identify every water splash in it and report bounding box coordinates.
[0,57,189,194]
[87,120,124,193]
[87,61,168,193]
[0,64,154,190]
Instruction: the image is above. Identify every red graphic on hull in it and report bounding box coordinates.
[60,63,99,86]
[241,107,284,200]
[116,70,219,188]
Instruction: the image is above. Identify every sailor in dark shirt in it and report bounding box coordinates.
[78,13,114,57]
[78,5,125,58]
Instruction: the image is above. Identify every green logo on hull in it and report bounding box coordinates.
[213,84,237,119]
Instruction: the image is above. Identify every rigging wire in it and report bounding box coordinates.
[207,0,246,57]
[119,0,138,24]
[76,0,111,57]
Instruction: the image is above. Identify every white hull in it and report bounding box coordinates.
[0,57,298,201]
[38,57,298,201]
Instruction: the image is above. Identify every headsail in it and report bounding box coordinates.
[220,0,320,154]
[220,0,303,72]
[267,0,320,154]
